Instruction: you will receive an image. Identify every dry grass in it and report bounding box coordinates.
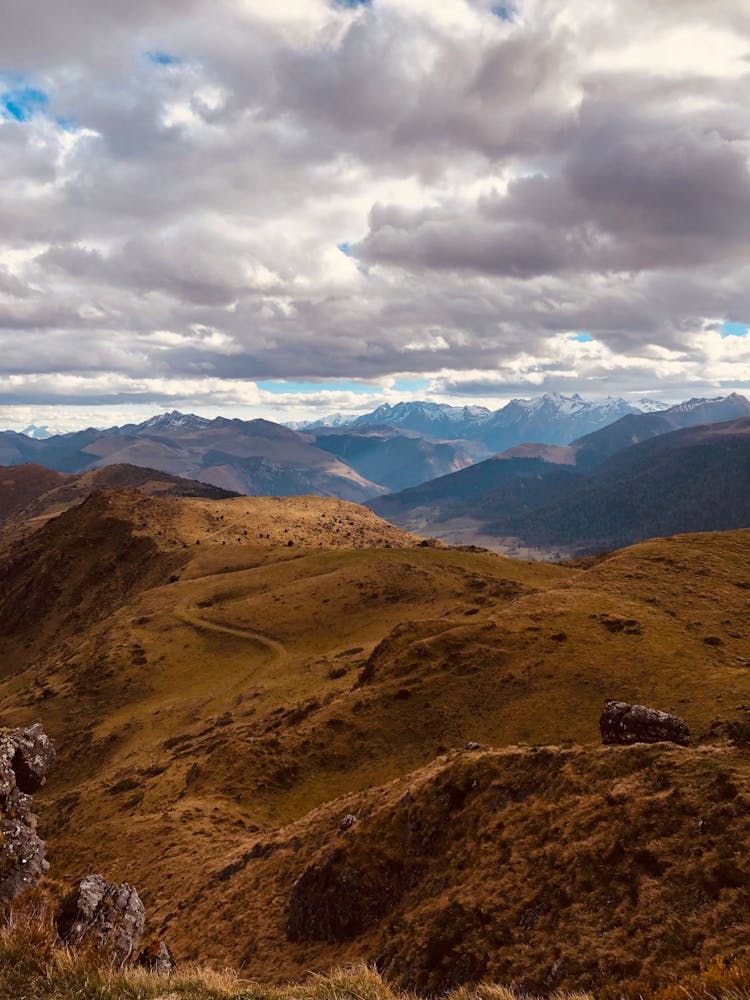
[0,899,556,1000]
[2,495,750,993]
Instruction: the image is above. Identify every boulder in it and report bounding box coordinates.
[0,723,55,904]
[57,874,146,964]
[600,700,690,747]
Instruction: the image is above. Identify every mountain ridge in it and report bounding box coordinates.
[370,411,750,556]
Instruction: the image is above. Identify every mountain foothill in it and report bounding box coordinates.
[2,391,750,995]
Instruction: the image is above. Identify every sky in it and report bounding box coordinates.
[1,0,750,431]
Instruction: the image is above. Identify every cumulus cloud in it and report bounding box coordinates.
[1,0,749,427]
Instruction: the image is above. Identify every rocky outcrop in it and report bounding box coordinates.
[0,723,55,904]
[57,875,146,964]
[600,700,690,747]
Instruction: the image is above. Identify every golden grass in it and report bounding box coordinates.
[3,890,750,1000]
[3,494,750,994]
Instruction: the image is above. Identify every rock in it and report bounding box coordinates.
[139,939,175,975]
[465,742,486,751]
[57,874,146,964]
[3,722,56,794]
[0,723,55,904]
[600,700,690,747]
[338,814,358,834]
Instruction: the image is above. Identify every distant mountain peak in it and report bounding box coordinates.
[20,424,54,440]
[135,410,214,433]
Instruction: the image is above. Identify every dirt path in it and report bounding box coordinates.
[175,608,286,660]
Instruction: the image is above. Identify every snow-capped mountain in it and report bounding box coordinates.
[19,424,55,440]
[662,393,750,422]
[129,410,216,434]
[351,401,493,436]
[478,393,670,451]
[347,394,671,452]
[291,412,355,430]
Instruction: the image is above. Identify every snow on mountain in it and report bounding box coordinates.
[19,424,55,440]
[291,412,356,430]
[635,397,670,413]
[348,394,678,452]
[131,410,215,434]
[352,401,492,433]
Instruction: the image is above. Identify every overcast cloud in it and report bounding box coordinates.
[1,0,749,429]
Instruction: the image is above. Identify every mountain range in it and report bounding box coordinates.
[370,393,750,556]
[0,393,677,503]
[0,394,660,501]
[0,413,387,502]
[3,392,750,553]
[298,392,670,452]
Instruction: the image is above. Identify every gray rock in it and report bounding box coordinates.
[57,874,146,964]
[338,814,358,834]
[0,723,55,904]
[139,939,175,975]
[600,700,690,747]
[3,722,56,794]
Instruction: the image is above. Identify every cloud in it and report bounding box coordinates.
[0,0,749,426]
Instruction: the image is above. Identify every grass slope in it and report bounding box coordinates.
[1,493,750,993]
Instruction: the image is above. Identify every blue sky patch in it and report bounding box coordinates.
[146,50,180,66]
[722,321,748,339]
[570,332,594,343]
[337,242,354,257]
[258,380,375,395]
[335,0,371,8]
[1,85,48,122]
[491,4,514,20]
[392,378,429,392]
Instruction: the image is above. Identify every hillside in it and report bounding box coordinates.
[311,428,478,492]
[371,416,750,556]
[1,490,750,993]
[0,463,239,528]
[0,464,69,524]
[573,392,750,469]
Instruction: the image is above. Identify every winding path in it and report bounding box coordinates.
[174,607,286,660]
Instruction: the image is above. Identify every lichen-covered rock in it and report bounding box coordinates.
[57,874,146,964]
[0,723,55,904]
[139,939,175,975]
[600,700,690,747]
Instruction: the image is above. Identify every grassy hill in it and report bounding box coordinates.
[1,492,750,994]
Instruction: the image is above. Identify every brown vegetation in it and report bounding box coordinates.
[1,490,750,994]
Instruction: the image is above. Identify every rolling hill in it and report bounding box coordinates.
[0,463,239,528]
[2,488,750,993]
